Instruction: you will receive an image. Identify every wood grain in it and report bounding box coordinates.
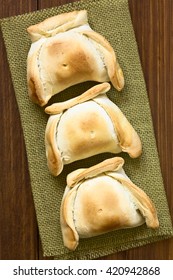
[0,0,39,260]
[0,0,173,260]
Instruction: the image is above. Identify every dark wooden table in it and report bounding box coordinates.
[0,0,173,260]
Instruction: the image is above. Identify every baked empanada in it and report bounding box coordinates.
[45,83,142,176]
[27,10,124,106]
[60,157,159,250]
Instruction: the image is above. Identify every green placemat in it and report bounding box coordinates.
[1,0,173,260]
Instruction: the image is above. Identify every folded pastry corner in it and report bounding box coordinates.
[45,83,142,176]
[27,10,124,106]
[60,157,159,250]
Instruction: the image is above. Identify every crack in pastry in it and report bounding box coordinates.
[27,10,124,106]
[60,157,159,251]
[45,83,142,176]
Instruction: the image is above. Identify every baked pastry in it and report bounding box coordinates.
[45,82,142,176]
[60,157,159,250]
[27,10,124,106]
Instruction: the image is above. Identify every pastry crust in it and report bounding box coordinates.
[60,157,159,250]
[27,10,124,106]
[45,82,111,114]
[27,10,88,42]
[45,113,63,176]
[45,83,142,176]
[93,94,142,158]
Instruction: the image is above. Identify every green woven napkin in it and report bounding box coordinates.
[1,0,173,260]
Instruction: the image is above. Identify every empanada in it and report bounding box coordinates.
[27,10,124,106]
[60,157,159,250]
[45,83,142,176]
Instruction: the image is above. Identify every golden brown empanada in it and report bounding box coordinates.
[27,10,124,106]
[45,83,142,176]
[60,157,159,250]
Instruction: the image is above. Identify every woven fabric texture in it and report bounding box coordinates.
[1,0,173,259]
